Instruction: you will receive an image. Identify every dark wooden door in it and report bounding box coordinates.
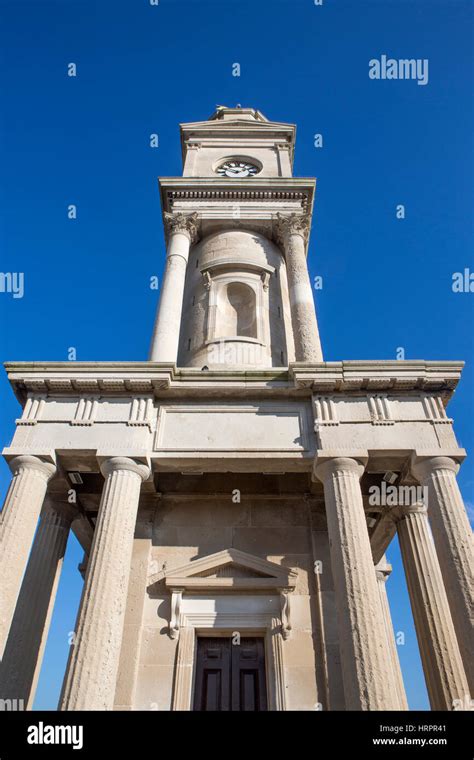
[193,637,267,711]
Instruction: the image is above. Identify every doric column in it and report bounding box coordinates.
[0,499,75,707]
[60,457,150,710]
[149,212,199,362]
[314,457,398,709]
[275,213,323,362]
[0,455,56,658]
[411,455,474,693]
[391,503,470,710]
[375,557,408,710]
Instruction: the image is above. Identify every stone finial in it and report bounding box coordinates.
[163,212,199,244]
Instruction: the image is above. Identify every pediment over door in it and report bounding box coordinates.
[147,549,297,640]
[147,548,297,592]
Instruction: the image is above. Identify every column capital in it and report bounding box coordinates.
[313,455,367,483]
[8,455,56,481]
[274,212,311,247]
[387,502,428,524]
[163,212,199,245]
[411,454,460,481]
[100,456,150,482]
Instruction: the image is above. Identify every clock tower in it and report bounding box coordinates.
[1,106,471,713]
[149,106,323,369]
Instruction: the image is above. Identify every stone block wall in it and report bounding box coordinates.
[115,495,345,711]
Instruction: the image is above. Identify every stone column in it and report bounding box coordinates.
[0,455,56,658]
[391,504,470,710]
[149,212,199,362]
[375,557,408,710]
[60,457,149,711]
[275,213,323,362]
[0,499,75,708]
[411,455,474,693]
[314,457,398,709]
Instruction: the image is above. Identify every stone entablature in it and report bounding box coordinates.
[159,178,315,245]
[5,359,463,401]
[10,392,455,430]
[3,361,465,483]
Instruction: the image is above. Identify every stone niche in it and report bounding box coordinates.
[177,230,295,368]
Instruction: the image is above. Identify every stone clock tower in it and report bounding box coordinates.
[149,106,322,370]
[0,107,472,712]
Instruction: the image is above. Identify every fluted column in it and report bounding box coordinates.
[375,557,408,710]
[314,457,398,709]
[411,456,474,692]
[149,212,199,362]
[0,499,75,707]
[391,503,470,710]
[0,455,56,658]
[275,213,322,362]
[60,457,150,710]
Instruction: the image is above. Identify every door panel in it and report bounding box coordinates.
[231,637,267,711]
[193,636,267,711]
[193,638,231,711]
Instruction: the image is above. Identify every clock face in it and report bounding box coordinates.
[216,160,259,178]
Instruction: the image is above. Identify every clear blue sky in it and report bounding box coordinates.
[0,0,472,711]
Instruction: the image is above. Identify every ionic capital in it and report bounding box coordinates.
[100,457,150,482]
[274,212,311,248]
[163,212,199,245]
[8,455,56,482]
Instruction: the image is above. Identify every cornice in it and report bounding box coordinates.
[4,360,464,406]
[290,360,464,394]
[160,177,315,191]
[159,177,316,226]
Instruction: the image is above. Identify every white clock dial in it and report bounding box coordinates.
[216,160,259,178]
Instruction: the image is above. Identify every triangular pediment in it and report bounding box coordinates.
[147,548,297,592]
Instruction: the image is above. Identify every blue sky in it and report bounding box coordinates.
[0,0,472,710]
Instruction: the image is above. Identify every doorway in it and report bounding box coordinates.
[193,636,267,711]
